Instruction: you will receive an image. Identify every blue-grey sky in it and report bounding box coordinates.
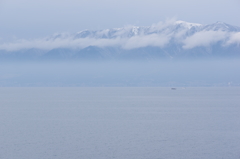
[0,0,239,40]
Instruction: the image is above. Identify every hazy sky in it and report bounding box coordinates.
[0,0,239,40]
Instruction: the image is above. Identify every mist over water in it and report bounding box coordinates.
[1,58,240,87]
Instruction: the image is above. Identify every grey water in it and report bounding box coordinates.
[0,87,240,159]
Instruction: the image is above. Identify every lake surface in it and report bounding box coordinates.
[0,87,240,159]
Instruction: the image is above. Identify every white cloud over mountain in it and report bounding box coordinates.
[182,31,228,49]
[226,32,240,45]
[122,34,171,49]
[0,20,239,52]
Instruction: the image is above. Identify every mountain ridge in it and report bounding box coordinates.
[0,20,240,61]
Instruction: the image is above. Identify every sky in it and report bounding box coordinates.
[0,0,239,40]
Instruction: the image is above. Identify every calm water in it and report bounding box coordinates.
[0,87,240,159]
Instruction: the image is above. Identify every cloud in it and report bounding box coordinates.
[149,18,177,32]
[226,32,240,45]
[182,31,229,49]
[0,37,125,51]
[0,19,239,52]
[122,34,171,49]
[0,34,171,51]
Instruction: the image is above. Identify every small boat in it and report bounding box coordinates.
[171,88,176,90]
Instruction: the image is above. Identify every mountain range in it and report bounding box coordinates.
[0,20,240,61]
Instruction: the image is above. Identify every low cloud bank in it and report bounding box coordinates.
[0,34,173,51]
[0,20,240,52]
[183,31,240,49]
[182,31,228,49]
[226,32,240,45]
[122,34,171,49]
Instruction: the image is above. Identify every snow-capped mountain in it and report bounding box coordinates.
[0,20,240,60]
